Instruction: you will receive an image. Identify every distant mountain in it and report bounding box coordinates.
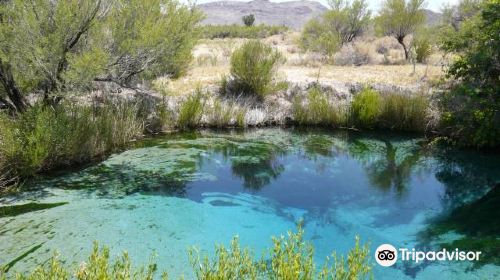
[197,0,442,30]
[198,0,327,29]
[423,9,443,26]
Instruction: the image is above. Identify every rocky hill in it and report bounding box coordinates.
[198,0,442,30]
[198,0,327,29]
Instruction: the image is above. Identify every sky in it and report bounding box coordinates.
[187,0,459,13]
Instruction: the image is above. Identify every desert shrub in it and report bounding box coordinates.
[412,28,433,63]
[200,25,288,39]
[229,41,284,97]
[438,0,499,148]
[334,43,373,66]
[0,100,143,179]
[300,0,371,58]
[293,87,347,126]
[351,88,381,128]
[379,93,429,132]
[177,90,205,129]
[299,19,341,59]
[242,14,255,27]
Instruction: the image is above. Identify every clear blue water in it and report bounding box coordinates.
[1,128,499,279]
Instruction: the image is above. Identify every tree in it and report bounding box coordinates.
[300,0,370,58]
[324,0,371,44]
[92,0,202,86]
[441,0,481,31]
[0,0,202,112]
[376,0,426,60]
[439,0,500,148]
[242,14,255,27]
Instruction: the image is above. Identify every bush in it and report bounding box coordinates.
[334,43,373,66]
[200,25,288,39]
[242,14,255,27]
[351,88,381,128]
[300,0,371,58]
[2,242,163,280]
[0,101,144,180]
[439,0,500,148]
[177,90,205,129]
[412,29,433,63]
[189,224,372,280]
[293,87,347,127]
[229,41,284,97]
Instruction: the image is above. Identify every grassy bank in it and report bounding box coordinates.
[0,100,145,190]
[1,226,372,280]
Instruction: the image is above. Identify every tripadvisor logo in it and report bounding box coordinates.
[375,244,482,267]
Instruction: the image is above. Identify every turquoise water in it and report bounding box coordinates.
[1,128,499,279]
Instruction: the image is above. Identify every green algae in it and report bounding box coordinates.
[0,202,68,218]
[2,243,44,272]
[422,185,500,267]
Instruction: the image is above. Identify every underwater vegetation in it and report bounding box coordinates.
[421,184,500,267]
[2,226,372,280]
[0,202,67,218]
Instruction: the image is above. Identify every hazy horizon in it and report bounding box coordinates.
[188,0,459,13]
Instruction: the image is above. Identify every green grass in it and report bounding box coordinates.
[293,87,430,133]
[2,226,371,280]
[351,88,381,128]
[0,100,144,189]
[177,90,205,129]
[200,24,288,39]
[293,87,348,127]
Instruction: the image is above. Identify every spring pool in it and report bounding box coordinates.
[1,128,499,279]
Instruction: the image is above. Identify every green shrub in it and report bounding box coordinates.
[412,30,433,63]
[3,242,164,280]
[229,41,284,97]
[439,0,500,148]
[0,101,144,181]
[242,14,255,27]
[293,87,347,127]
[200,25,287,39]
[177,90,205,129]
[189,224,372,280]
[351,88,381,128]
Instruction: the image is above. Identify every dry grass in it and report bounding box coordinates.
[153,33,445,95]
[282,65,444,86]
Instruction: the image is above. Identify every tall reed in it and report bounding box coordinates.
[0,100,144,185]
